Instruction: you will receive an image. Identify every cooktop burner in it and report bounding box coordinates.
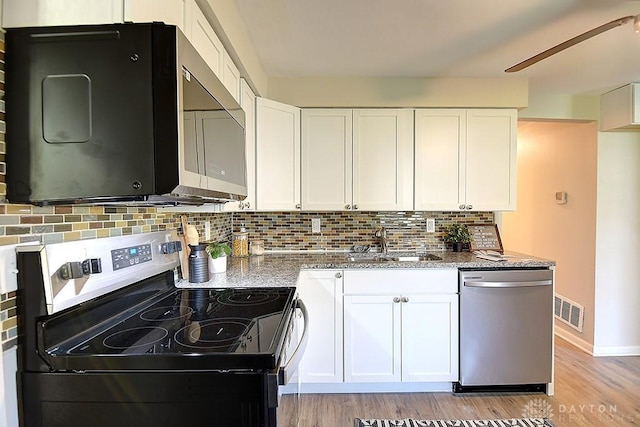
[103,327,169,350]
[216,290,280,307]
[174,317,258,349]
[140,306,193,322]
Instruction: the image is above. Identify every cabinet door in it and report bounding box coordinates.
[301,109,353,211]
[465,109,517,211]
[414,109,465,211]
[2,0,124,27]
[222,50,241,102]
[297,270,344,384]
[255,98,301,210]
[352,109,413,211]
[401,294,459,382]
[190,4,224,78]
[344,295,401,383]
[226,79,256,211]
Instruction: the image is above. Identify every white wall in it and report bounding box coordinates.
[593,131,640,355]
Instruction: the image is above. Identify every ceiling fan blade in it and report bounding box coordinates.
[505,15,634,72]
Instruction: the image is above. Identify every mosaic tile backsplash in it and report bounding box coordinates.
[232,211,494,253]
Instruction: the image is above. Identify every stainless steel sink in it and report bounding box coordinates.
[345,253,442,262]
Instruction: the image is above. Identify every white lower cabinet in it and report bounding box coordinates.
[400,293,459,382]
[343,269,459,384]
[344,294,401,382]
[297,270,344,384]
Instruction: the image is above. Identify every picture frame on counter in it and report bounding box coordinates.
[468,224,503,253]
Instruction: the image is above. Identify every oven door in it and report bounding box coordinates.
[276,299,308,427]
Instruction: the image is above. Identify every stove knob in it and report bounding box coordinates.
[82,258,102,275]
[58,262,84,280]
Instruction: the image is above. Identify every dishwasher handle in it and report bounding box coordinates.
[464,279,552,288]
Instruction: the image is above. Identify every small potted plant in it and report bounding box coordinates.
[207,242,231,274]
[443,224,471,252]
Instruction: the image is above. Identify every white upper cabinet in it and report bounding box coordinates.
[188,3,241,102]
[301,109,353,211]
[414,109,465,211]
[190,4,224,78]
[465,109,517,211]
[353,110,414,211]
[255,97,301,211]
[2,0,192,29]
[222,50,241,102]
[302,109,413,211]
[415,109,517,211]
[2,0,125,27]
[226,78,256,212]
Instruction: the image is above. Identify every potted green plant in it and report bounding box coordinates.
[443,224,471,252]
[207,242,231,274]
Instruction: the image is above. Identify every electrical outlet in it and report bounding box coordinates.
[311,218,321,233]
[204,221,211,241]
[426,218,435,233]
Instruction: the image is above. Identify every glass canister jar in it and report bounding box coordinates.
[250,240,265,256]
[232,226,249,257]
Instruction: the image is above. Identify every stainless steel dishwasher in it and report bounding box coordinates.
[455,269,554,393]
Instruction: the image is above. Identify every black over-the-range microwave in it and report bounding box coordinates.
[6,22,247,206]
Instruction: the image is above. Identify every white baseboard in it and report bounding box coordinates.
[555,326,640,356]
[592,345,640,357]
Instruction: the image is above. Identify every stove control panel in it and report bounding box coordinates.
[111,244,153,271]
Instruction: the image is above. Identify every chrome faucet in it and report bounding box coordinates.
[374,227,388,254]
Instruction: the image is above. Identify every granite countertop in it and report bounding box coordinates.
[175,251,555,289]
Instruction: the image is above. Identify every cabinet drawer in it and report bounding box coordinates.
[343,269,457,294]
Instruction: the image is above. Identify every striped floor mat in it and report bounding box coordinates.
[354,418,554,427]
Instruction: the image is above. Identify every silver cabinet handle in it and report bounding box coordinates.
[393,297,401,303]
[335,272,342,279]
[295,204,301,209]
[459,204,466,210]
[353,204,359,210]
[246,202,250,209]
[401,296,409,303]
[466,205,473,210]
[345,204,351,210]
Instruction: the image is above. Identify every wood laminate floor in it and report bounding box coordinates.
[281,338,640,426]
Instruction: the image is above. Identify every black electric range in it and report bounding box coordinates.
[15,231,306,427]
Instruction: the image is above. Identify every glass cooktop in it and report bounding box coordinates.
[40,273,296,371]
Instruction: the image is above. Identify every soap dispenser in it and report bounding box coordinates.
[232,225,249,257]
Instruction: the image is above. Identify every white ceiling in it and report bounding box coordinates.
[233,0,640,96]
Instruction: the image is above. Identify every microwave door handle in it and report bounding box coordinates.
[280,299,309,385]
[464,280,553,288]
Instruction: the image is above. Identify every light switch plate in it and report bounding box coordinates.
[311,218,321,233]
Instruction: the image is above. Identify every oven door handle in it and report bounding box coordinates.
[280,299,309,385]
